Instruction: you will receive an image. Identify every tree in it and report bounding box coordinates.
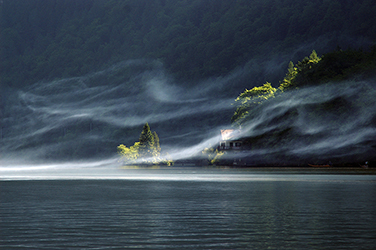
[117,123,167,165]
[232,82,276,126]
[138,122,155,158]
[279,50,321,91]
[117,142,140,162]
[202,147,224,165]
[232,50,324,126]
[153,131,161,157]
[279,61,298,92]
[309,50,321,63]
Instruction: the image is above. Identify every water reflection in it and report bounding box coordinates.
[1,170,375,249]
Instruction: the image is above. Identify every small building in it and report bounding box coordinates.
[219,129,242,150]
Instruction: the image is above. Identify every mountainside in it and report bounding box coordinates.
[226,48,376,165]
[1,0,376,164]
[1,0,376,87]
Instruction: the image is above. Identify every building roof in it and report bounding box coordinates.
[220,129,240,141]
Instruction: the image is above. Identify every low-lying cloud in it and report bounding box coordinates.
[1,56,375,167]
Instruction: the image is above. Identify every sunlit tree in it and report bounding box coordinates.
[138,123,156,158]
[117,142,140,162]
[232,82,276,126]
[202,147,224,165]
[279,61,297,92]
[118,123,167,164]
[279,50,321,91]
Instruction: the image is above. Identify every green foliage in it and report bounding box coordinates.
[230,47,376,165]
[305,47,376,82]
[159,152,174,167]
[278,48,376,91]
[232,47,376,127]
[138,123,155,158]
[278,61,298,92]
[232,82,276,126]
[279,50,321,91]
[117,143,140,162]
[202,148,224,165]
[117,122,172,165]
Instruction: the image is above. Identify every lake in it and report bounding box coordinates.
[1,167,376,249]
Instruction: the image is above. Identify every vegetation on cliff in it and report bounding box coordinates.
[228,47,376,165]
[232,47,376,127]
[1,1,376,163]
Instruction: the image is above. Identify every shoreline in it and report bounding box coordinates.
[120,163,376,175]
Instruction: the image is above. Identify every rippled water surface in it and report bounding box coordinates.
[1,167,376,249]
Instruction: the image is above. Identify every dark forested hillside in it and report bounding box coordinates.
[228,48,376,165]
[1,0,376,87]
[1,0,376,163]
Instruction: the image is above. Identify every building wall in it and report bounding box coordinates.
[219,140,242,150]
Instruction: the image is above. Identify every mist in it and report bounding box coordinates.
[231,79,376,164]
[1,53,376,168]
[1,59,237,164]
